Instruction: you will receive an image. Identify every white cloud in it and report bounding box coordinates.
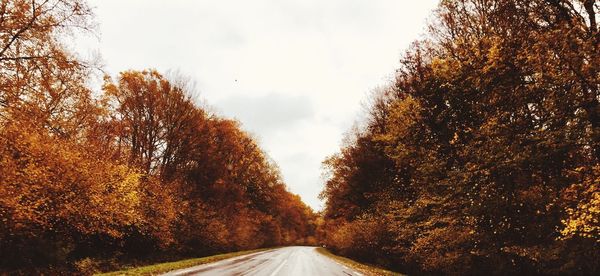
[216,93,314,135]
[80,0,439,210]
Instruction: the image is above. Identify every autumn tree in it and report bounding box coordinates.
[1,1,316,273]
[0,0,95,131]
[101,69,317,257]
[321,0,599,274]
[102,70,204,177]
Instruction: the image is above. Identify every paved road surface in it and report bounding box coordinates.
[163,246,364,276]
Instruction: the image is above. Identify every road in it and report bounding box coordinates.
[163,246,364,276]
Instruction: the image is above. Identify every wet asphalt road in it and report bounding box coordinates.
[163,246,364,276]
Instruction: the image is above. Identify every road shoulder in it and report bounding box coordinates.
[315,247,404,276]
[96,248,275,276]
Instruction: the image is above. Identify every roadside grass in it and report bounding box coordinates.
[316,247,404,276]
[96,248,273,276]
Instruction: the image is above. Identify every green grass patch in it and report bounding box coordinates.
[96,248,273,276]
[315,247,404,276]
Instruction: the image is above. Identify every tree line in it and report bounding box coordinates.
[320,0,599,274]
[0,0,316,274]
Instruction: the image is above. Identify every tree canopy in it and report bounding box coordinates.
[320,0,599,274]
[0,1,317,273]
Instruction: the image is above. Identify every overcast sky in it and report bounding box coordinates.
[81,0,439,210]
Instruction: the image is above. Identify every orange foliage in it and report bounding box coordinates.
[0,1,316,272]
[319,0,599,274]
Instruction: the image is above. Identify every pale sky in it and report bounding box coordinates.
[79,0,439,210]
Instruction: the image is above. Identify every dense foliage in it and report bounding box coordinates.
[320,0,599,274]
[0,0,316,273]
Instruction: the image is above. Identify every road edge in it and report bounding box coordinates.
[314,247,404,276]
[96,247,276,276]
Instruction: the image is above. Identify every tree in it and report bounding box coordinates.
[0,0,95,130]
[102,70,204,176]
[320,0,600,274]
[0,0,315,273]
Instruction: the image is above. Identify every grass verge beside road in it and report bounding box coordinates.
[316,247,403,276]
[96,248,272,276]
